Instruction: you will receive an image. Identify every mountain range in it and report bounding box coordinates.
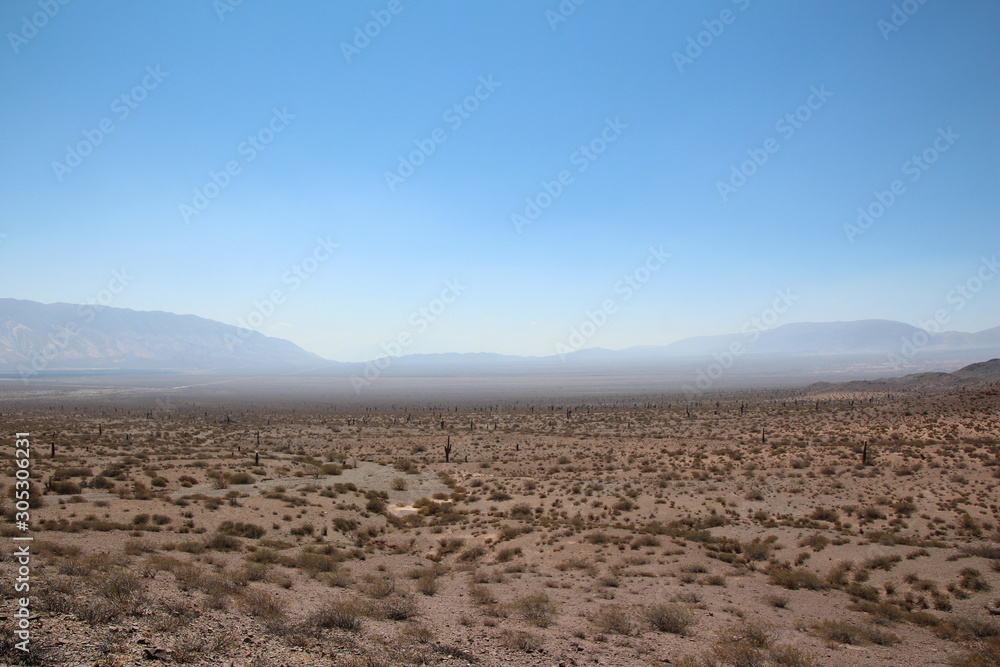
[1,298,998,382]
[0,298,325,375]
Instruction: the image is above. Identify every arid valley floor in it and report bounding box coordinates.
[1,371,999,666]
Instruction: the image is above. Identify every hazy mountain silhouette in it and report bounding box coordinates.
[0,298,325,374]
[807,358,1000,394]
[2,300,998,379]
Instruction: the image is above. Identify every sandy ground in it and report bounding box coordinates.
[0,377,998,666]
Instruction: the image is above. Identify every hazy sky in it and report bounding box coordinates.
[2,1,997,361]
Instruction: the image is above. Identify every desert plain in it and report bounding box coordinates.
[1,368,999,666]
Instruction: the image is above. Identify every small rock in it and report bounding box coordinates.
[142,647,172,660]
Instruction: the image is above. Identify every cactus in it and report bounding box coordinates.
[444,436,452,463]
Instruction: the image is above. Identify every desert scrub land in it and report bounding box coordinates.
[1,379,998,666]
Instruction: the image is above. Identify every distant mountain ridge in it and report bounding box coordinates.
[639,320,1000,358]
[0,298,325,375]
[1,299,998,379]
[808,358,1000,394]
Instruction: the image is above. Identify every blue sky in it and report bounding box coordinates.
[1,0,997,361]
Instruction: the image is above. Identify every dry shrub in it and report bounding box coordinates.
[958,568,991,592]
[75,599,119,625]
[709,641,768,667]
[218,521,266,539]
[764,594,789,609]
[359,574,397,599]
[98,570,150,616]
[963,544,1000,560]
[590,604,634,635]
[296,551,342,573]
[0,619,61,665]
[719,621,775,649]
[415,572,438,596]
[798,534,830,551]
[457,544,487,562]
[951,617,1000,640]
[239,588,287,620]
[644,603,695,635]
[435,538,465,558]
[743,538,774,561]
[812,620,901,646]
[364,594,419,621]
[951,637,1000,667]
[308,599,364,631]
[702,574,727,587]
[810,507,839,523]
[398,624,434,644]
[513,593,556,627]
[204,533,243,551]
[321,567,354,588]
[768,567,826,591]
[631,534,661,549]
[494,546,522,562]
[768,645,819,666]
[499,629,543,653]
[468,584,497,606]
[171,630,236,664]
